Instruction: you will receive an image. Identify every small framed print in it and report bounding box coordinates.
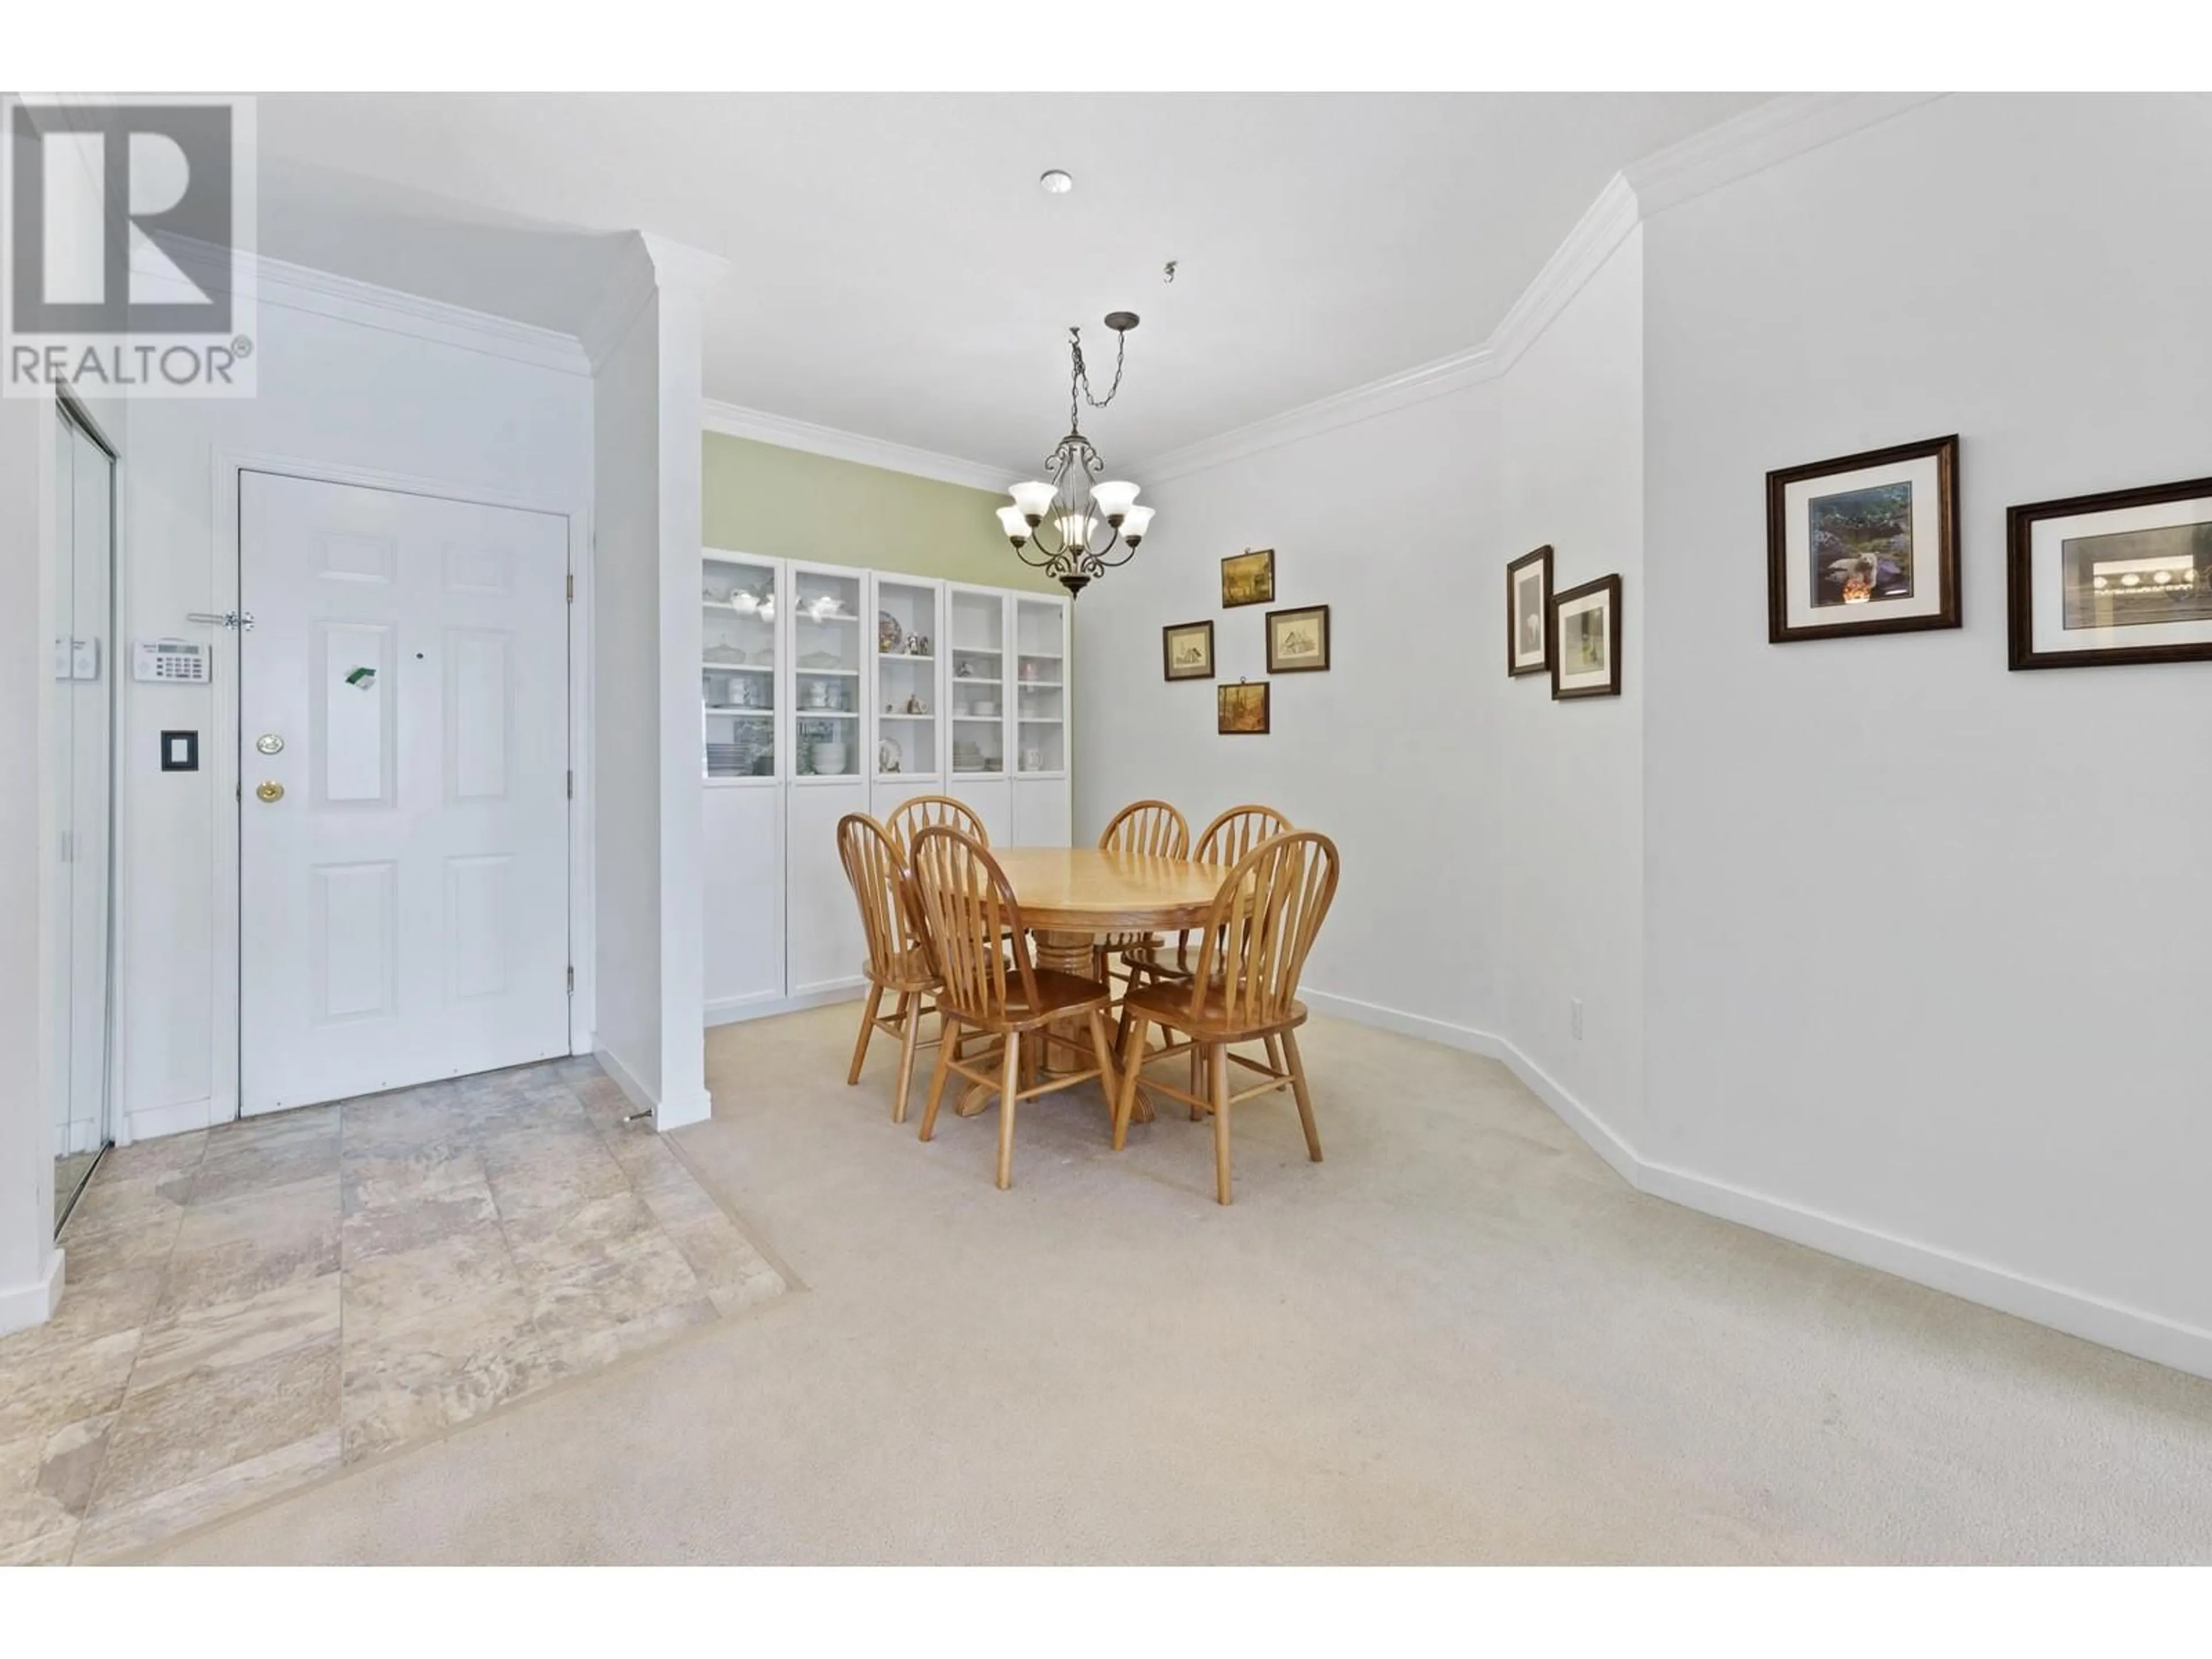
[1550,574,1622,700]
[1217,680,1270,734]
[1221,547,1276,608]
[1767,435,1959,642]
[2009,475,2212,670]
[1506,544,1553,676]
[1266,604,1330,673]
[1162,620,1215,681]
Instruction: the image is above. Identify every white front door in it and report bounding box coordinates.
[238,472,572,1115]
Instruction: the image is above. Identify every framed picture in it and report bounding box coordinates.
[1161,620,1215,681]
[1550,574,1622,700]
[1506,544,1553,676]
[1766,435,1959,642]
[2008,475,2212,670]
[1217,680,1270,734]
[1221,547,1276,608]
[1266,604,1330,673]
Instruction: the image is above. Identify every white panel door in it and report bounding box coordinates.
[239,473,571,1114]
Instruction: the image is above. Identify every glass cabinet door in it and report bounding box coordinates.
[702,554,779,780]
[948,587,1006,776]
[1014,595,1067,775]
[873,575,941,781]
[789,564,865,778]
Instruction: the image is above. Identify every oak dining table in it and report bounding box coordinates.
[950,846,1226,1120]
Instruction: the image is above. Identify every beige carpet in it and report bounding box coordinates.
[138,1009,2212,1563]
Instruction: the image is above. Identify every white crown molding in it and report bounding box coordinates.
[702,399,1021,495]
[579,234,659,372]
[1135,92,1952,484]
[638,231,732,297]
[147,235,590,377]
[1622,90,1949,216]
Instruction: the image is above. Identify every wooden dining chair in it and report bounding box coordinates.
[1094,798,1192,986]
[1111,831,1340,1205]
[1123,804,1293,993]
[835,812,942,1123]
[908,826,1122,1191]
[884,793,988,862]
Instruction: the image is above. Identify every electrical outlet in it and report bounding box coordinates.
[1570,998,1584,1041]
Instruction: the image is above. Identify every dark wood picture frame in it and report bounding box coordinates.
[2008,474,2212,671]
[1506,544,1554,676]
[1221,547,1276,608]
[1766,434,1959,643]
[1217,680,1271,734]
[1161,619,1215,681]
[1265,604,1330,673]
[1550,574,1623,701]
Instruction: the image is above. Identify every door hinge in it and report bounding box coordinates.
[566,572,574,603]
[566,769,574,799]
[566,965,575,994]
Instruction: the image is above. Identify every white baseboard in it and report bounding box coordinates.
[0,1249,64,1337]
[121,1096,218,1146]
[1490,1036,1642,1188]
[593,1044,658,1120]
[654,1086,714,1133]
[1307,991,2212,1383]
[705,982,867,1028]
[1635,1158,2212,1382]
[1299,987,1503,1058]
[593,1043,713,1134]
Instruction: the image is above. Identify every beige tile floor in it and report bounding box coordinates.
[0,1058,787,1565]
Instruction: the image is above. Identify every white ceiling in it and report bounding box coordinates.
[254,92,1769,472]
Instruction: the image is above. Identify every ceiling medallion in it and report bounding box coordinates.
[996,312,1153,600]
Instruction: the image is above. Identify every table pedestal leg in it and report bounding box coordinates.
[1032,927,1152,1125]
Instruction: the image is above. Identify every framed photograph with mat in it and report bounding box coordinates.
[1162,620,1215,681]
[1266,605,1330,673]
[1506,544,1553,676]
[1550,574,1622,700]
[1767,435,1959,643]
[2008,475,2212,670]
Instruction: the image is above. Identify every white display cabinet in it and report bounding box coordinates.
[872,573,942,802]
[701,553,779,781]
[784,562,869,999]
[702,554,786,1020]
[701,549,1073,1027]
[946,584,1009,777]
[1013,593,1068,778]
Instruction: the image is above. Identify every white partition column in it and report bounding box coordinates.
[585,232,729,1131]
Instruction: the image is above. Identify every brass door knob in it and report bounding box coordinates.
[256,780,285,803]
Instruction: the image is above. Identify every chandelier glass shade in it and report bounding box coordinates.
[999,313,1154,599]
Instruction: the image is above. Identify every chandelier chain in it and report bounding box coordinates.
[1067,325,1127,429]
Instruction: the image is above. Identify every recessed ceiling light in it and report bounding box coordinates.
[1039,169,1073,195]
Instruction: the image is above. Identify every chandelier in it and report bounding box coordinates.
[996,311,1154,599]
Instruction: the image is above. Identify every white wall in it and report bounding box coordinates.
[1,397,60,1331]
[1075,371,1505,1041]
[1073,234,1647,1135]
[590,291,666,1110]
[1641,94,2212,1342]
[1492,233,1646,1147]
[585,233,719,1130]
[1081,93,2212,1377]
[118,289,593,1139]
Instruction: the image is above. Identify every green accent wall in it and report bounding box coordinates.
[700,431,1063,593]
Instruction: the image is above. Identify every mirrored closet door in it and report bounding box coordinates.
[50,398,115,1231]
